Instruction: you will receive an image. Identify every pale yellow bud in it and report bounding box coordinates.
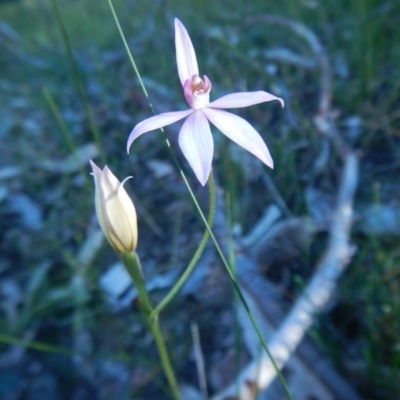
[90,160,138,254]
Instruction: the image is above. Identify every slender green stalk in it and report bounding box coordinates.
[107,0,153,111]
[182,172,293,400]
[123,252,152,315]
[0,334,75,357]
[42,86,90,186]
[142,117,293,399]
[226,193,242,397]
[108,4,293,398]
[51,0,105,164]
[149,316,180,399]
[0,334,133,362]
[151,173,216,318]
[122,252,181,400]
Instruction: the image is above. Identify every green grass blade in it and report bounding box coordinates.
[51,0,105,164]
[42,86,91,187]
[151,172,216,318]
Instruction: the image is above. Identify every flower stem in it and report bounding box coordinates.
[179,170,294,400]
[122,252,181,400]
[151,172,215,318]
[109,5,293,398]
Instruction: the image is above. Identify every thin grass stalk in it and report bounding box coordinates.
[42,86,90,186]
[151,172,216,318]
[107,3,293,398]
[51,0,105,164]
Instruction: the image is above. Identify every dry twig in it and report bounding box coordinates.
[212,153,358,400]
[211,16,359,399]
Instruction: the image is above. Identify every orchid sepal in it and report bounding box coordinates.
[127,109,192,153]
[209,91,284,109]
[175,18,199,85]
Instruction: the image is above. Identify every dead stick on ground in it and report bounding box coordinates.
[212,151,358,400]
[212,16,359,400]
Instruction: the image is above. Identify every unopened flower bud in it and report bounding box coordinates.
[90,160,138,254]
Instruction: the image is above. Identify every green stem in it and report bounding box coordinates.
[122,252,181,400]
[123,252,152,316]
[42,86,90,187]
[107,0,153,111]
[151,173,215,318]
[51,0,105,164]
[149,316,180,398]
[108,4,292,398]
[0,332,137,363]
[181,172,294,400]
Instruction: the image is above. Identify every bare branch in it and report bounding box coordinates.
[211,16,360,400]
[212,151,358,400]
[245,15,332,115]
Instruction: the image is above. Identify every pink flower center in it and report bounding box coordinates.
[184,74,212,109]
[191,78,207,95]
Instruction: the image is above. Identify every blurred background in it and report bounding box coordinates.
[1,0,400,399]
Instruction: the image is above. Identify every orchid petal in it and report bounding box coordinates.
[202,108,273,168]
[183,79,195,108]
[179,110,213,186]
[127,109,193,152]
[209,91,284,109]
[175,18,199,86]
[203,75,212,92]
